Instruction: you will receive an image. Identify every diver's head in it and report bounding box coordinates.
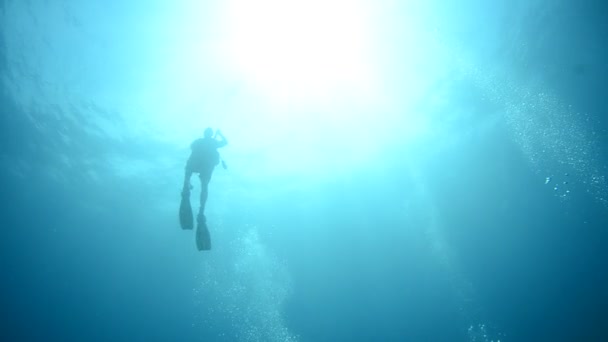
[204,127,214,138]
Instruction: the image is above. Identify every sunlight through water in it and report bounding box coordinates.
[148,0,440,181]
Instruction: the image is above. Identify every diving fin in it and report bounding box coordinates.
[179,191,194,230]
[196,215,212,251]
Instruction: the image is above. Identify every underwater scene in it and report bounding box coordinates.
[1,0,607,341]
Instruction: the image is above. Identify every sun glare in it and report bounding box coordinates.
[216,0,376,104]
[146,0,437,179]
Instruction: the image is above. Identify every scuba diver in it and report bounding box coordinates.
[180,127,228,250]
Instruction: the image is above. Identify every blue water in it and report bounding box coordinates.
[1,0,607,341]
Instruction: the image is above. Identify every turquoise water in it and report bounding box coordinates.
[1,0,607,341]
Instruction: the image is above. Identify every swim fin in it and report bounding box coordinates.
[196,217,212,251]
[179,191,194,230]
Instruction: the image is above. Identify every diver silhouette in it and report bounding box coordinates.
[180,127,227,250]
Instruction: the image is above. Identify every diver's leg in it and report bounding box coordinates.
[183,169,193,197]
[197,170,212,223]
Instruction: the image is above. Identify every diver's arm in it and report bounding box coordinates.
[216,130,228,148]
